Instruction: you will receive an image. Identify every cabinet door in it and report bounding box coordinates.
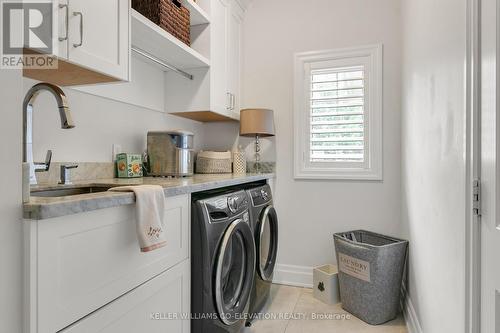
[68,0,129,80]
[60,260,190,333]
[24,1,67,58]
[210,0,230,114]
[227,2,242,118]
[36,195,190,333]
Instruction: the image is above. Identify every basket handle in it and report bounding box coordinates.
[172,0,182,8]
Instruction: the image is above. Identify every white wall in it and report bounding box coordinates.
[401,0,467,332]
[0,71,23,333]
[2,2,469,332]
[25,57,206,163]
[215,0,403,285]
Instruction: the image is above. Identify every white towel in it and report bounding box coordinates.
[109,185,167,252]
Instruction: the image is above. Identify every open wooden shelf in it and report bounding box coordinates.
[170,111,239,122]
[131,9,210,70]
[181,0,210,25]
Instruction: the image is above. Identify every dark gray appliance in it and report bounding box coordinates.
[191,190,256,333]
[244,184,279,326]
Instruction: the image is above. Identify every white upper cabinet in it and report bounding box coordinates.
[165,0,244,122]
[67,0,130,81]
[24,0,130,86]
[211,0,242,119]
[210,0,230,115]
[226,1,242,119]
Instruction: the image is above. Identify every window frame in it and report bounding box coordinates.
[293,44,383,180]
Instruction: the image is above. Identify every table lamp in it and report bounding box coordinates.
[239,108,275,173]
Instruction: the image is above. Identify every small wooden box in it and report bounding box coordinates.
[313,264,341,305]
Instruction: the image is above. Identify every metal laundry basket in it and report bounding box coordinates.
[333,230,408,325]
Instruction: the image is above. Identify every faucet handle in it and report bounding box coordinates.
[44,150,52,168]
[59,163,78,185]
[34,150,52,172]
[67,163,77,167]
[61,163,78,170]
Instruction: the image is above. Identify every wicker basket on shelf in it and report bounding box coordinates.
[196,151,232,174]
[132,0,191,46]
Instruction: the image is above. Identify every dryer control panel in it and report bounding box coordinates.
[249,185,273,206]
[203,190,249,222]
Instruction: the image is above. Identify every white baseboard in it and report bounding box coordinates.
[272,264,313,288]
[402,290,423,333]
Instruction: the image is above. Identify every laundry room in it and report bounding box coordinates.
[0,0,495,333]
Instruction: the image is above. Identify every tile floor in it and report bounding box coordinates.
[242,284,407,333]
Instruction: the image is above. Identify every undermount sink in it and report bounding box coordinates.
[30,186,113,198]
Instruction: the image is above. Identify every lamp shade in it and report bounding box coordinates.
[239,108,275,137]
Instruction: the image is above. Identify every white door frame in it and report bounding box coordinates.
[465,0,481,332]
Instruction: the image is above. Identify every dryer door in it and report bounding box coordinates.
[214,218,256,325]
[256,206,279,281]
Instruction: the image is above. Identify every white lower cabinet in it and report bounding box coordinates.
[60,260,190,333]
[24,194,190,333]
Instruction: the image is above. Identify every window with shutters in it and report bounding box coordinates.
[294,45,383,180]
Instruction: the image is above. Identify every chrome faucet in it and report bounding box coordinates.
[23,83,75,185]
[59,164,79,185]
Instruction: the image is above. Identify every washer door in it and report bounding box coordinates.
[256,206,279,281]
[215,219,256,325]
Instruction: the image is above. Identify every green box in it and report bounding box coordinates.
[116,153,143,178]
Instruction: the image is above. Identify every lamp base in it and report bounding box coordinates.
[254,162,262,174]
[254,134,261,173]
[247,162,274,174]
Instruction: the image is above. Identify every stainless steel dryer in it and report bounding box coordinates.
[191,189,256,333]
[244,184,279,326]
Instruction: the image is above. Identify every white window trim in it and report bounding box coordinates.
[293,44,383,180]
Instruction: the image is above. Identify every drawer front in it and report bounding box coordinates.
[37,194,189,333]
[60,260,190,333]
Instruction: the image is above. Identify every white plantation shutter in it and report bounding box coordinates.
[310,66,365,162]
[294,45,383,180]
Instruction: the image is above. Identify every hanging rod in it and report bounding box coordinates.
[131,46,194,80]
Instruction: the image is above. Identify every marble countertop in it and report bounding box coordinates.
[24,173,274,220]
